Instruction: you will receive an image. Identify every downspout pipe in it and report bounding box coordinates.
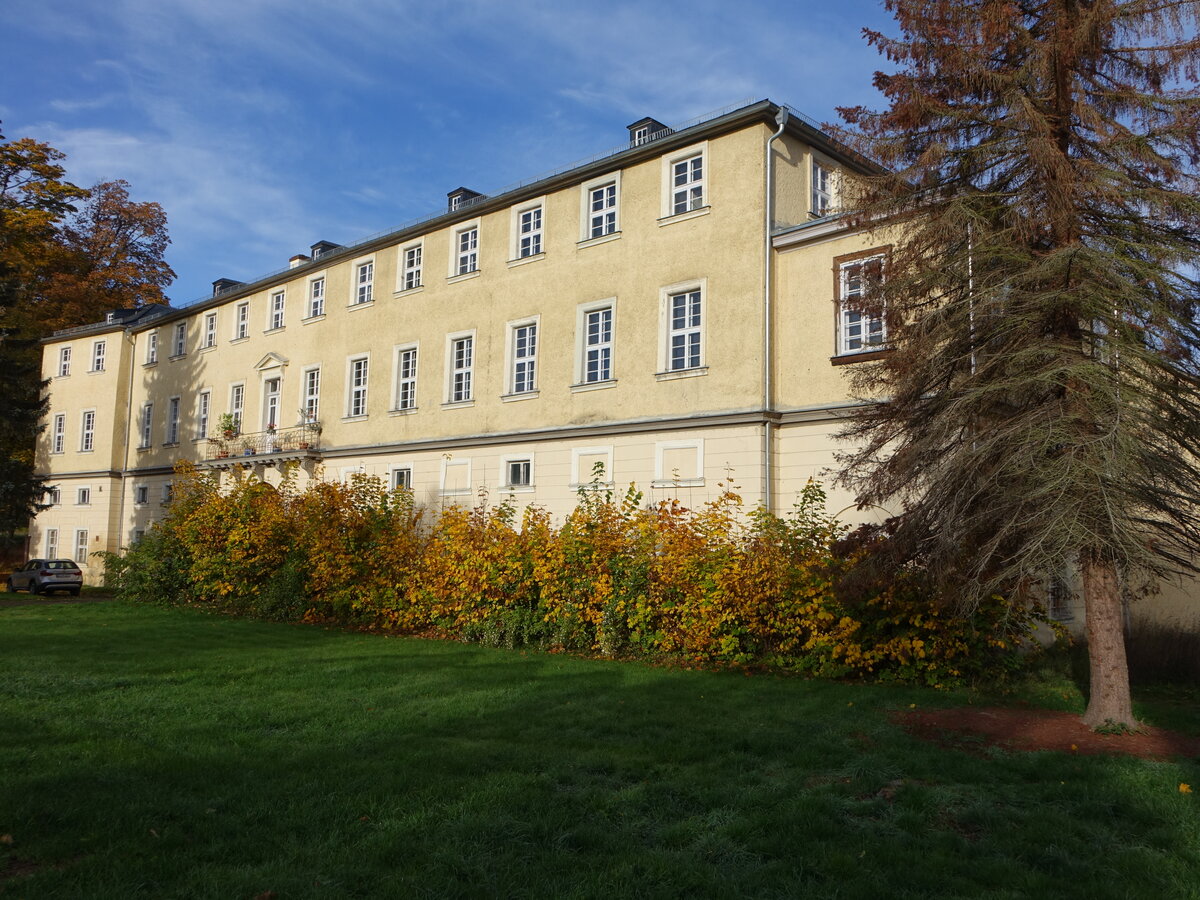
[763,106,789,514]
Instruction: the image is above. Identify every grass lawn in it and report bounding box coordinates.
[2,600,1198,899]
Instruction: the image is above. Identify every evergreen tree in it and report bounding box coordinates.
[834,0,1200,728]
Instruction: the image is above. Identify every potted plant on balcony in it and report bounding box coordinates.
[265,423,279,453]
[218,413,239,440]
[296,408,320,450]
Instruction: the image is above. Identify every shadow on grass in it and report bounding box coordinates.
[2,602,1198,899]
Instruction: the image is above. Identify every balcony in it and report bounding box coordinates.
[202,422,322,469]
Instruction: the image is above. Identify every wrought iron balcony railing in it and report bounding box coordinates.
[203,422,321,463]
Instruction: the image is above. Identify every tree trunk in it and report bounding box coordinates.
[1081,554,1137,730]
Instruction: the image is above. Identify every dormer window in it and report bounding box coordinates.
[627,117,670,147]
[447,187,484,212]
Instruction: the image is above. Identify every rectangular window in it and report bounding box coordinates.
[303,368,321,421]
[584,306,613,383]
[518,206,542,257]
[162,484,174,504]
[52,414,66,454]
[355,261,374,304]
[588,182,617,238]
[402,245,422,290]
[308,278,325,318]
[204,313,217,347]
[395,347,418,411]
[391,467,412,490]
[48,487,61,505]
[140,404,152,448]
[92,340,106,372]
[812,160,832,216]
[166,397,180,444]
[511,323,537,394]
[135,485,149,505]
[235,302,249,340]
[668,289,703,371]
[671,154,704,214]
[197,390,211,439]
[270,291,286,329]
[450,336,473,402]
[456,227,478,275]
[133,529,145,544]
[58,347,71,377]
[348,357,369,417]
[505,458,532,488]
[76,488,90,506]
[74,529,88,565]
[838,256,886,354]
[80,410,95,452]
[230,384,244,431]
[173,322,186,357]
[45,528,58,559]
[146,332,158,364]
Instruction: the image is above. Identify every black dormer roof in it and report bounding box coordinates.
[447,187,485,211]
[212,278,244,296]
[310,240,343,260]
[627,117,671,145]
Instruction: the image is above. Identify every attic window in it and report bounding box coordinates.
[633,126,650,146]
[447,187,484,212]
[627,117,670,147]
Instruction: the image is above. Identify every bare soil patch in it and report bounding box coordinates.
[896,705,1200,760]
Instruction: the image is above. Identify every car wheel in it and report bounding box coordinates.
[4,578,13,593]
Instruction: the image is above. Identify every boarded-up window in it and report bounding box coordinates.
[443,461,470,494]
[656,442,702,485]
[576,451,609,484]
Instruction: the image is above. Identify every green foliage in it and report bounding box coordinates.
[110,464,1055,686]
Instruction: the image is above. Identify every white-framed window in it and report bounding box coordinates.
[400,243,422,291]
[577,300,615,384]
[353,260,374,305]
[632,124,651,146]
[581,173,620,240]
[162,483,174,504]
[837,255,886,355]
[203,313,217,348]
[58,346,71,377]
[134,485,149,505]
[447,333,474,403]
[269,291,286,329]
[91,340,106,372]
[510,199,544,260]
[146,332,158,364]
[262,377,281,431]
[653,439,705,488]
[197,390,211,439]
[234,302,249,340]
[390,466,413,491]
[452,224,479,276]
[440,457,472,496]
[812,159,833,216]
[230,383,245,431]
[308,277,326,318]
[52,414,66,454]
[508,319,538,394]
[76,488,91,506]
[139,404,152,448]
[166,397,180,444]
[347,355,370,418]
[44,528,58,559]
[394,345,418,411]
[572,446,614,487]
[302,367,321,421]
[661,283,705,372]
[659,142,709,219]
[48,487,61,505]
[80,410,96,452]
[74,529,89,565]
[172,322,187,357]
[500,455,533,490]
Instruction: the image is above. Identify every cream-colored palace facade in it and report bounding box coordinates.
[27,99,1197,630]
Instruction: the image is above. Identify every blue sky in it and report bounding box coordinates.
[1,0,895,306]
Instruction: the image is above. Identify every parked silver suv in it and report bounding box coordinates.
[6,559,83,596]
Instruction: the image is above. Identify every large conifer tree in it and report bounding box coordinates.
[834,0,1200,728]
